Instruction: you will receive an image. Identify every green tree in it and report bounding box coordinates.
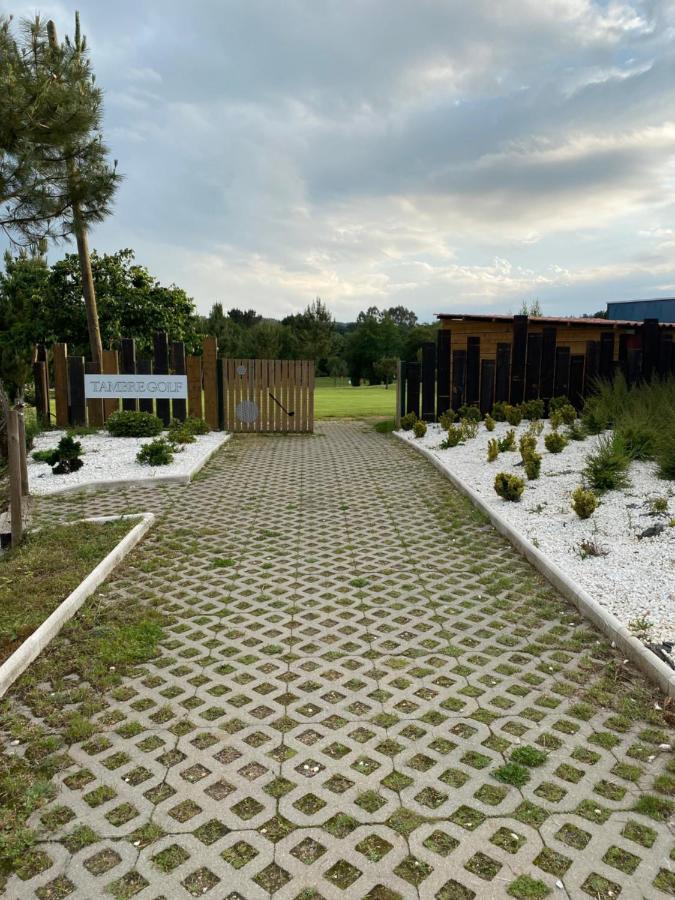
[0,14,120,368]
[373,356,398,388]
[284,298,334,368]
[518,299,542,316]
[327,355,348,385]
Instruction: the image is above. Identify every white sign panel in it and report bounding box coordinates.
[84,374,188,400]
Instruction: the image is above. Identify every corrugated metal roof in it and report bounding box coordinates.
[435,313,674,328]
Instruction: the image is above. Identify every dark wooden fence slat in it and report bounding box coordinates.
[85,361,104,426]
[216,357,225,430]
[569,355,585,409]
[406,362,421,417]
[618,333,629,381]
[136,358,154,413]
[436,330,451,418]
[421,341,436,420]
[33,361,50,426]
[525,332,543,401]
[584,341,599,394]
[627,347,642,385]
[479,359,495,414]
[509,315,528,404]
[399,361,407,421]
[171,341,187,421]
[540,327,556,405]
[120,338,137,412]
[657,333,672,377]
[53,342,69,427]
[202,336,219,429]
[451,350,466,410]
[465,337,480,406]
[67,356,86,426]
[641,318,659,381]
[599,332,614,379]
[495,343,511,403]
[153,331,171,425]
[554,346,571,399]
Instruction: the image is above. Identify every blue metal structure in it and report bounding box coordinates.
[606,298,675,322]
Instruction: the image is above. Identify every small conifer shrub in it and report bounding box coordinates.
[494,472,525,502]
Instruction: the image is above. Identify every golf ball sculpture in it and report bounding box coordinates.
[235,400,259,423]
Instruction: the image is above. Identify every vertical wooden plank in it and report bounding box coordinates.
[627,346,642,386]
[641,318,659,381]
[85,361,105,426]
[186,356,202,419]
[120,338,137,412]
[554,346,571,399]
[101,349,120,421]
[524,332,542,400]
[495,343,511,404]
[300,360,307,431]
[398,362,407,423]
[599,332,614,380]
[153,331,170,425]
[7,410,23,546]
[258,359,266,432]
[450,350,465,410]
[658,332,672,377]
[172,341,187,421]
[202,336,218,429]
[282,359,290,431]
[479,359,495,414]
[436,330,451,418]
[223,358,231,432]
[289,360,297,433]
[618,333,629,381]
[540,327,556,407]
[510,315,528,404]
[569,354,585,409]
[67,356,86,426]
[407,362,421,417]
[308,359,315,433]
[136,358,154,413]
[465,337,480,406]
[216,357,225,430]
[273,359,281,431]
[421,341,436,420]
[584,341,599,395]
[53,342,69,427]
[33,360,50,426]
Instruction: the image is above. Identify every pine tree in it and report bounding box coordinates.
[0,13,120,367]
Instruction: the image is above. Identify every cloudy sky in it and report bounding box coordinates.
[5,0,675,320]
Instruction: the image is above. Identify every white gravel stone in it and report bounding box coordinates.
[398,420,674,642]
[29,429,229,496]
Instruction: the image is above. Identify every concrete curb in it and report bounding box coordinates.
[30,434,230,497]
[395,431,675,699]
[0,513,155,698]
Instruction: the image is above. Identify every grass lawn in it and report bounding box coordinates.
[0,519,132,664]
[314,377,396,418]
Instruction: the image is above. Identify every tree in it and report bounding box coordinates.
[283,298,335,368]
[0,14,120,368]
[518,299,542,316]
[384,306,417,329]
[373,357,397,388]
[228,308,262,329]
[327,356,348,385]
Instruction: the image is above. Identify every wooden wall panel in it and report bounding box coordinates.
[53,343,69,427]
[202,336,218,429]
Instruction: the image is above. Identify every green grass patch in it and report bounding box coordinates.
[314,377,396,418]
[0,520,131,663]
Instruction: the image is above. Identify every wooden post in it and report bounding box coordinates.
[16,407,29,496]
[7,410,23,546]
[465,337,480,406]
[641,318,659,381]
[67,356,86,426]
[136,358,154,413]
[510,315,528,404]
[153,331,171,425]
[85,361,105,426]
[186,355,203,419]
[53,342,69,426]
[202,336,218,429]
[436,330,451,418]
[101,349,120,421]
[407,362,421,417]
[172,341,187,421]
[395,360,402,429]
[120,338,138,412]
[33,357,50,427]
[421,341,436,421]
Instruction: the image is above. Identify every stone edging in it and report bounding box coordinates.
[395,432,675,699]
[35,434,230,496]
[0,513,155,698]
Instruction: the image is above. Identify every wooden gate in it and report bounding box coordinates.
[221,359,314,433]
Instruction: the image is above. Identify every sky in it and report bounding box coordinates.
[3,0,675,321]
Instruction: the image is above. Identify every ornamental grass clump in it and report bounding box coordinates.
[498,429,516,452]
[487,439,500,462]
[484,414,496,432]
[459,418,479,440]
[413,420,427,438]
[571,486,598,519]
[523,451,541,480]
[494,472,525,502]
[544,431,567,454]
[583,433,630,492]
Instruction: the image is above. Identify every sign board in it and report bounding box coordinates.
[84,374,188,400]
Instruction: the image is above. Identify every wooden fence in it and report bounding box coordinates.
[35,333,314,433]
[399,314,675,422]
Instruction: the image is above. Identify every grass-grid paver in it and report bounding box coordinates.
[2,420,674,898]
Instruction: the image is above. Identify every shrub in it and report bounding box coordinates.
[459,418,479,440]
[438,410,457,430]
[24,416,42,450]
[458,404,481,422]
[136,437,174,466]
[544,431,567,453]
[558,403,577,426]
[656,428,675,480]
[107,410,163,438]
[618,421,657,461]
[505,404,523,426]
[491,401,508,421]
[49,435,84,474]
[487,439,500,462]
[571,486,598,519]
[524,452,541,480]
[566,421,586,441]
[527,419,544,436]
[32,449,55,463]
[549,395,571,413]
[181,416,210,435]
[649,497,668,515]
[400,412,417,431]
[413,420,427,438]
[494,472,525,502]
[484,414,496,432]
[498,429,516,452]
[583,433,630,492]
[440,425,463,448]
[519,433,537,458]
[522,399,544,420]
[167,423,196,444]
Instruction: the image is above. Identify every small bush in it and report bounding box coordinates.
[491,401,508,421]
[559,403,577,426]
[484,414,496,432]
[458,404,482,422]
[583,433,630,492]
[440,425,463,448]
[498,429,516,452]
[527,419,544,436]
[656,428,675,480]
[544,431,567,454]
[519,433,537,459]
[107,410,163,438]
[494,472,525,502]
[438,410,457,430]
[549,395,571,413]
[400,412,417,431]
[571,486,598,519]
[649,497,668,515]
[413,420,427,438]
[505,404,524,426]
[181,416,210,435]
[524,452,541,480]
[50,435,84,475]
[459,418,479,440]
[487,439,500,462]
[136,437,174,466]
[167,424,195,444]
[32,449,55,464]
[522,399,544,420]
[566,421,586,441]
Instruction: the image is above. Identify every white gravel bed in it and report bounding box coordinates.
[29,429,229,496]
[398,420,674,643]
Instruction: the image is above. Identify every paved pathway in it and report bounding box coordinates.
[4,421,674,899]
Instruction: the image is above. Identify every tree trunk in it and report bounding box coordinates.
[75,219,103,369]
